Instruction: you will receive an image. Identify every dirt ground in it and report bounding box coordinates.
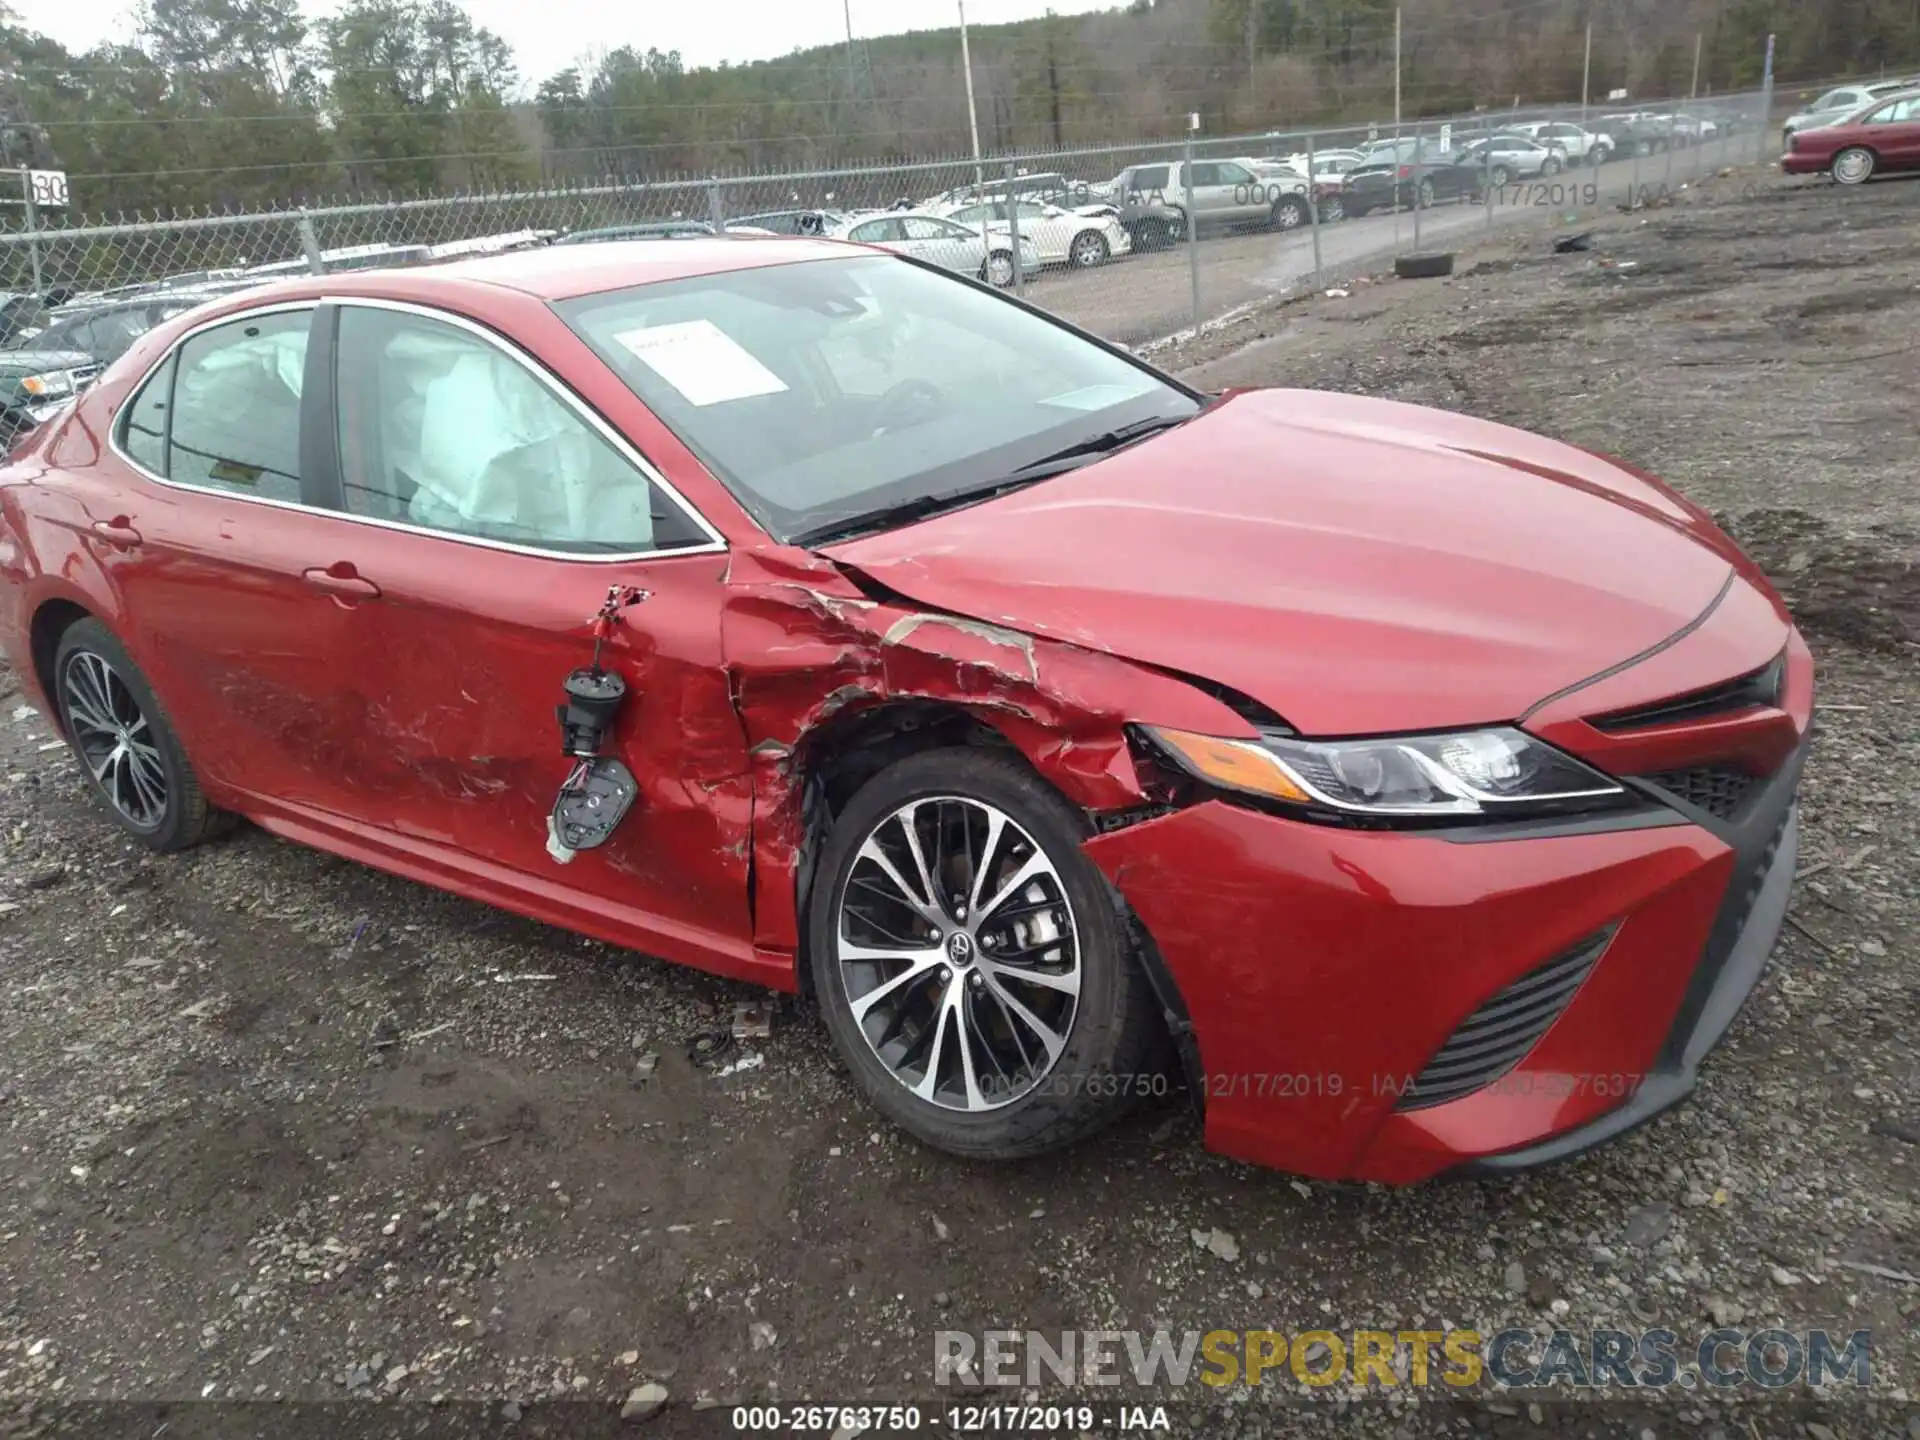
[2,170,1917,1440]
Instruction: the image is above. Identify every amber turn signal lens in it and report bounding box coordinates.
[1144,726,1312,804]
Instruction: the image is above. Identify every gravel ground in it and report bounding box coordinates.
[2,169,1917,1440]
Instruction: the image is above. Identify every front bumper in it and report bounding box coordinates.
[1083,725,1808,1184]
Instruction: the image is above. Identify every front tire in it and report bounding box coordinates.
[808,749,1162,1161]
[982,250,1016,287]
[1069,230,1110,268]
[53,617,227,851]
[1317,194,1345,223]
[1542,156,1563,176]
[1489,165,1513,189]
[1832,147,1876,185]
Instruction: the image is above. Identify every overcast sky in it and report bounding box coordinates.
[13,0,1121,87]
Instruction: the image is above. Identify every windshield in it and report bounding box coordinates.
[555,254,1197,545]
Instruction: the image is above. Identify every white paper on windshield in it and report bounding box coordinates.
[612,319,789,406]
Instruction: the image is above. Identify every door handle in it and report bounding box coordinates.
[90,517,143,548]
[302,562,381,599]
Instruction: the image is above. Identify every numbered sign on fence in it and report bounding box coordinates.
[27,170,69,209]
[1440,123,1453,152]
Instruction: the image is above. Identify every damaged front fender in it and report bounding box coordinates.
[719,546,1256,963]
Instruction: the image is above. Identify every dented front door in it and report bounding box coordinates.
[317,529,763,976]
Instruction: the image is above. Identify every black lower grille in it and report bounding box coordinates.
[1395,929,1614,1112]
[1643,765,1756,819]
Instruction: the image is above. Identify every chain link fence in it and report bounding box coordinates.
[0,82,1779,353]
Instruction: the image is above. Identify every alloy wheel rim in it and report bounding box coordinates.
[836,796,1081,1113]
[63,651,168,829]
[1835,150,1872,183]
[1073,234,1103,265]
[987,254,1014,285]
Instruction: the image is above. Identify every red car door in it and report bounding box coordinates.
[1877,97,1920,166]
[73,302,375,814]
[304,298,762,978]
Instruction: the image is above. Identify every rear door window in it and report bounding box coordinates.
[120,309,311,502]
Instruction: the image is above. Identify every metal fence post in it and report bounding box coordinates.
[1184,116,1201,335]
[1305,130,1322,287]
[18,170,44,300]
[1004,161,1024,297]
[297,207,325,274]
[1412,118,1424,251]
[1630,132,1643,210]
[1663,109,1679,196]
[1484,138,1495,232]
[708,176,726,230]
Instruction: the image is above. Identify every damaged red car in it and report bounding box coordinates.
[0,239,1811,1182]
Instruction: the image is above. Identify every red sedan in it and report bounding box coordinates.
[1782,87,1920,182]
[0,239,1811,1182]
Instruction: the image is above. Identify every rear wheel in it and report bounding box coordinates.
[1541,155,1563,176]
[1832,147,1876,185]
[53,617,228,851]
[1489,164,1513,189]
[1069,230,1110,268]
[1317,194,1345,223]
[1415,178,1436,209]
[808,749,1162,1160]
[1164,205,1189,243]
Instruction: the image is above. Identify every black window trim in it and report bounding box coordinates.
[109,294,728,564]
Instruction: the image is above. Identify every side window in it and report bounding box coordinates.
[166,310,309,501]
[1215,162,1253,185]
[1130,164,1168,191]
[850,219,901,243]
[901,217,953,241]
[119,351,176,474]
[333,306,692,555]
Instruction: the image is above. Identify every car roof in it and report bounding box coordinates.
[177,236,865,312]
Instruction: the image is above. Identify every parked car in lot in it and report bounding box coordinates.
[557,222,718,245]
[1342,139,1485,216]
[1075,193,1187,252]
[1105,158,1310,236]
[1782,79,1919,145]
[1590,113,1673,158]
[1457,133,1566,185]
[0,236,1814,1182]
[22,292,212,370]
[1509,121,1613,166]
[727,210,849,237]
[830,210,1039,286]
[941,198,1130,268]
[0,342,98,443]
[1782,89,1920,184]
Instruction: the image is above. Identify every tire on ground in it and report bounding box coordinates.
[52,616,230,852]
[807,748,1165,1161]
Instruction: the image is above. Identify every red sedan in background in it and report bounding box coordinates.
[1782,87,1920,182]
[0,238,1811,1182]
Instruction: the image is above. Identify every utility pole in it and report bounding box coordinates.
[1246,0,1258,124]
[1393,6,1402,137]
[843,0,859,105]
[960,0,987,244]
[1046,22,1063,148]
[1581,21,1592,130]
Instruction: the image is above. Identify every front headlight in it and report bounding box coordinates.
[20,371,74,400]
[1142,724,1625,821]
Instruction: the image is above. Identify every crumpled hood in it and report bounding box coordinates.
[826,388,1749,736]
